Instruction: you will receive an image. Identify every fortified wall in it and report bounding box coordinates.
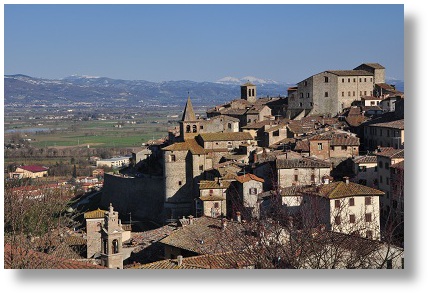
[100,173,165,224]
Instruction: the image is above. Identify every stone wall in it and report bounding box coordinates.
[100,173,165,224]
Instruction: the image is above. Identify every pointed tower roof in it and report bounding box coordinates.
[181,95,197,122]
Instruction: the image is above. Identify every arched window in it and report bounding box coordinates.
[252,89,255,96]
[103,239,108,254]
[192,125,197,133]
[112,239,119,254]
[249,89,252,96]
[228,123,232,129]
[186,125,191,133]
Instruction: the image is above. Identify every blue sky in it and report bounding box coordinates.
[4,4,404,83]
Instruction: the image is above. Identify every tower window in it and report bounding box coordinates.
[186,125,191,133]
[324,76,329,83]
[325,92,328,97]
[193,125,197,133]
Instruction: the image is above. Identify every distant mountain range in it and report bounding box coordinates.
[4,74,403,108]
[4,74,291,107]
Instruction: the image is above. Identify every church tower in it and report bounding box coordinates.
[179,95,201,141]
[100,204,123,269]
[241,82,257,103]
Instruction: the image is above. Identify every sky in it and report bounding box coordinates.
[4,3,404,83]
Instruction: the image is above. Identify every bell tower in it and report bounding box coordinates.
[179,94,200,140]
[241,82,257,103]
[100,203,123,269]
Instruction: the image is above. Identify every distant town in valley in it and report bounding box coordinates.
[4,62,405,269]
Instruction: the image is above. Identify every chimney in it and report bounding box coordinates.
[188,215,194,225]
[177,255,183,266]
[221,218,227,230]
[344,176,349,184]
[236,211,241,223]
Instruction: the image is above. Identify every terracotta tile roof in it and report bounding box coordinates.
[133,251,256,269]
[199,132,253,142]
[369,119,404,129]
[326,70,373,76]
[199,180,232,189]
[181,96,197,122]
[276,156,331,169]
[220,108,247,116]
[287,123,315,134]
[309,132,360,146]
[280,186,309,196]
[235,173,264,183]
[207,115,240,122]
[199,195,225,201]
[353,155,377,164]
[390,160,404,169]
[374,147,404,158]
[4,244,106,269]
[245,105,267,114]
[162,139,205,155]
[265,123,287,133]
[83,208,106,219]
[294,140,310,152]
[361,63,385,69]
[17,165,49,173]
[303,181,385,199]
[159,216,250,254]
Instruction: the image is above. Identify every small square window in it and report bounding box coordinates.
[349,198,355,206]
[365,213,372,222]
[335,216,341,225]
[365,196,372,205]
[349,214,355,224]
[335,200,340,208]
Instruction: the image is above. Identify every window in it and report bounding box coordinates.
[348,91,351,96]
[112,239,119,254]
[304,81,308,86]
[349,198,355,206]
[249,89,252,96]
[178,181,182,186]
[228,123,232,129]
[342,78,345,83]
[249,188,257,195]
[353,78,356,82]
[170,154,176,162]
[342,92,345,97]
[186,125,191,133]
[200,125,204,129]
[386,260,393,269]
[360,78,362,82]
[348,78,351,83]
[335,199,340,208]
[335,216,341,225]
[193,125,197,133]
[353,91,355,96]
[325,92,329,97]
[366,230,373,239]
[324,76,329,83]
[199,165,204,171]
[365,196,372,205]
[252,89,255,96]
[311,174,315,182]
[300,93,304,98]
[341,145,347,150]
[350,214,355,224]
[214,202,219,208]
[307,93,310,98]
[317,142,323,150]
[299,102,303,107]
[365,213,372,222]
[370,78,373,82]
[209,189,213,195]
[273,130,279,137]
[294,175,298,182]
[371,101,376,105]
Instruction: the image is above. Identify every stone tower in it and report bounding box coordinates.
[241,82,257,103]
[100,203,123,269]
[179,95,201,141]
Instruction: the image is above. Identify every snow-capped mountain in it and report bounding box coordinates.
[216,76,281,85]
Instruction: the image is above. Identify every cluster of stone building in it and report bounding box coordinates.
[83,62,404,269]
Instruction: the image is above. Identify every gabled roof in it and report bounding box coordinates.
[181,96,197,122]
[303,181,385,199]
[199,180,232,189]
[374,147,404,159]
[369,119,404,129]
[84,208,106,219]
[353,155,377,164]
[133,251,256,269]
[162,139,205,155]
[357,63,385,69]
[17,165,49,173]
[235,173,264,183]
[199,195,226,201]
